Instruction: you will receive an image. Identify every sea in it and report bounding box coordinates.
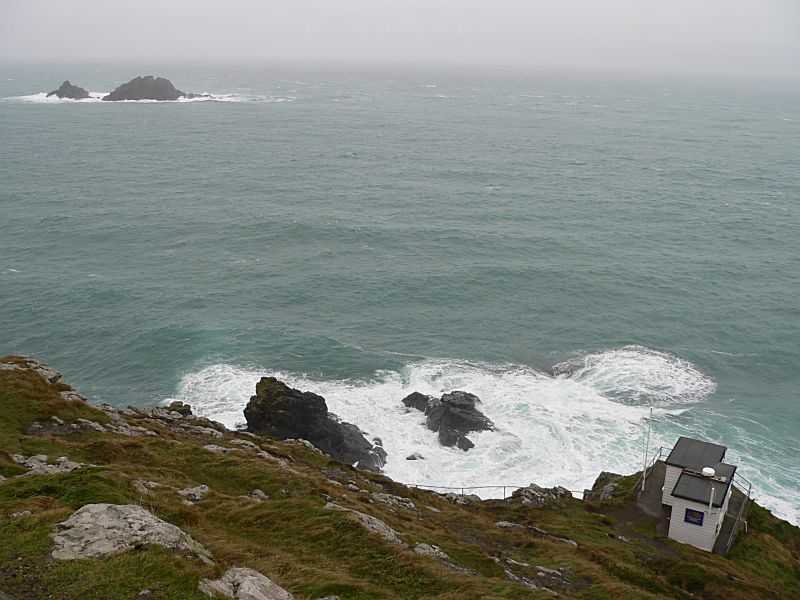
[1,63,798,524]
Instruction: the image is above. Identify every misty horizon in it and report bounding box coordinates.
[2,0,799,81]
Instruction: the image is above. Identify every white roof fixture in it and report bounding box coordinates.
[702,467,716,478]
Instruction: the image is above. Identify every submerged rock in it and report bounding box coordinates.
[102,76,186,101]
[401,390,493,450]
[243,377,386,472]
[51,503,212,563]
[47,80,90,99]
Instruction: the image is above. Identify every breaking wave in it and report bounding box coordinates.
[166,346,718,505]
[3,92,296,104]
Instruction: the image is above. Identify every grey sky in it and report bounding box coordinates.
[1,0,798,78]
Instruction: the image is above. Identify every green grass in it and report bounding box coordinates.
[1,356,799,599]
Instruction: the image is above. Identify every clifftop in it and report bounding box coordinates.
[1,355,798,599]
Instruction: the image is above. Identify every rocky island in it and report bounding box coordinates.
[1,355,798,599]
[102,75,187,101]
[46,80,90,99]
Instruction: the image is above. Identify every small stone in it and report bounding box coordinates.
[199,567,294,599]
[50,416,65,425]
[178,485,209,503]
[250,489,269,501]
[372,493,416,511]
[203,444,233,455]
[136,590,153,600]
[11,510,32,518]
[75,418,107,433]
[406,452,425,460]
[230,438,260,450]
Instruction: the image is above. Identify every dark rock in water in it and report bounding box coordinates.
[243,377,386,472]
[401,392,433,412]
[402,390,493,451]
[438,429,475,451]
[406,452,425,461]
[166,401,192,417]
[102,76,186,101]
[47,81,90,99]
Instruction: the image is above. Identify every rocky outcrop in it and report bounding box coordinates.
[496,520,577,547]
[401,390,493,450]
[413,543,477,575]
[12,454,82,476]
[178,485,209,504]
[199,567,294,600]
[324,502,406,547]
[243,377,386,472]
[584,471,622,501]
[47,81,90,99]
[511,483,572,508]
[51,503,212,563]
[102,76,186,101]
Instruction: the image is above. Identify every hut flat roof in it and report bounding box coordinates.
[671,463,736,507]
[665,436,727,471]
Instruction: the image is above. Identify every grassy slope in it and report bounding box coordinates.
[0,357,798,600]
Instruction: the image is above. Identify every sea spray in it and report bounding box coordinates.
[170,347,710,499]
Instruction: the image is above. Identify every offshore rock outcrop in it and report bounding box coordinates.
[401,390,494,450]
[102,76,186,101]
[47,80,90,99]
[243,377,386,472]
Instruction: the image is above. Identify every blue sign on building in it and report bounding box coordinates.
[684,508,704,526]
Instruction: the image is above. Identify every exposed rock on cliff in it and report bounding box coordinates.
[584,471,623,501]
[401,390,494,450]
[199,567,294,600]
[102,76,186,101]
[46,81,90,99]
[243,377,386,472]
[51,503,212,563]
[511,483,572,508]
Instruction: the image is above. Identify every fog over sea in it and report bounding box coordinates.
[1,64,798,524]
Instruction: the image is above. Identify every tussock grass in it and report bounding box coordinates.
[1,356,799,599]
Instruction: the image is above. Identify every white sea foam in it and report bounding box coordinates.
[2,91,296,104]
[552,346,716,406]
[168,347,708,493]
[166,347,799,523]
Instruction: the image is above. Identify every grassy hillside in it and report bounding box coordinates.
[1,355,798,599]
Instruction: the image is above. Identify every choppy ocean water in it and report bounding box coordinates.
[1,63,798,523]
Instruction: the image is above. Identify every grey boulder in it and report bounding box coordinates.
[199,567,294,600]
[51,503,212,563]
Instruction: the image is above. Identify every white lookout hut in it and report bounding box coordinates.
[661,436,737,552]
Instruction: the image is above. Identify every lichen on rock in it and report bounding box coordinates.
[51,503,213,563]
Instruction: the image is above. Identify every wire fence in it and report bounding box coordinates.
[409,446,668,502]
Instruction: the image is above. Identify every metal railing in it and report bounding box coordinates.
[410,447,669,502]
[723,471,753,553]
[639,446,665,493]
[409,483,588,500]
